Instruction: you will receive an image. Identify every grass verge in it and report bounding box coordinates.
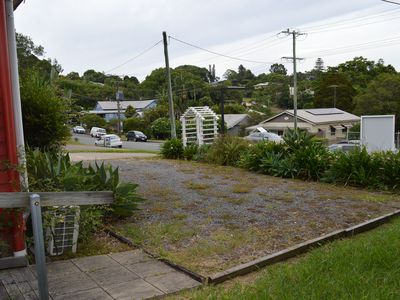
[175,217,400,299]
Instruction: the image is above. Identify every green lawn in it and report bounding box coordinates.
[176,217,400,300]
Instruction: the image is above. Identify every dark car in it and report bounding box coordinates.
[126,130,147,142]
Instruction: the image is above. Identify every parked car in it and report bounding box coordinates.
[90,127,106,138]
[95,134,123,148]
[72,126,85,134]
[126,130,147,142]
[244,131,283,143]
[328,143,358,153]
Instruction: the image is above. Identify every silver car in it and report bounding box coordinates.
[328,143,358,153]
[244,131,283,143]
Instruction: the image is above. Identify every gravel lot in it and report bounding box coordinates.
[109,158,400,276]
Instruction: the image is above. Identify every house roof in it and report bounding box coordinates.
[96,100,157,111]
[222,114,249,129]
[261,108,360,126]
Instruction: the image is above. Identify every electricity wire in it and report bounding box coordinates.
[105,40,163,73]
[169,35,279,64]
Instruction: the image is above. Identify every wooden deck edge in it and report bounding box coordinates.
[209,209,400,284]
[104,228,206,283]
[0,256,28,270]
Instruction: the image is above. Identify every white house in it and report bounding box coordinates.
[246,108,360,142]
[89,99,157,121]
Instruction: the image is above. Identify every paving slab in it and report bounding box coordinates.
[53,287,113,300]
[109,249,152,265]
[30,272,98,297]
[72,254,120,272]
[146,270,201,293]
[0,250,201,299]
[104,278,164,300]
[126,260,176,278]
[86,265,139,287]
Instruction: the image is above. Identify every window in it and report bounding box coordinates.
[330,126,336,136]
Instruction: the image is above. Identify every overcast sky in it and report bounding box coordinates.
[14,0,400,81]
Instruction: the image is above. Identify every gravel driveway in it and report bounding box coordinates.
[109,158,400,276]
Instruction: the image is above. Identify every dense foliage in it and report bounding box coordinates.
[160,138,184,159]
[27,149,143,240]
[20,72,70,149]
[162,130,400,192]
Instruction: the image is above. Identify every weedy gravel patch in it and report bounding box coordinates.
[109,158,400,276]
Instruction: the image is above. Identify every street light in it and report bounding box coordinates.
[328,85,339,108]
[217,85,246,134]
[116,90,124,135]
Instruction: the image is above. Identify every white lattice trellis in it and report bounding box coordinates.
[180,106,218,146]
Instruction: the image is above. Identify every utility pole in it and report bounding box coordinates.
[116,87,124,135]
[220,88,225,134]
[162,31,177,138]
[281,29,305,132]
[328,85,339,108]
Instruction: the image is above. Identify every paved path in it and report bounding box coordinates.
[69,152,158,162]
[0,250,200,299]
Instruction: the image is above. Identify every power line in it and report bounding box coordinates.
[169,35,278,64]
[105,40,163,73]
[302,35,400,58]
[307,13,400,34]
[302,7,400,32]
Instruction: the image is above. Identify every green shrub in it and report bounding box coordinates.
[282,129,332,180]
[261,154,298,178]
[27,149,143,241]
[151,117,171,139]
[151,118,182,140]
[161,138,184,159]
[323,147,380,188]
[21,71,70,149]
[376,151,400,190]
[193,144,211,162]
[239,141,286,171]
[205,135,249,166]
[80,114,106,130]
[123,117,146,133]
[183,144,199,160]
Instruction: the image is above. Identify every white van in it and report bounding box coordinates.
[95,134,123,148]
[90,127,106,138]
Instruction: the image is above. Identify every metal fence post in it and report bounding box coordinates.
[30,194,49,300]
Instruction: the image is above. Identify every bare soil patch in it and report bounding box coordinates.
[110,158,400,276]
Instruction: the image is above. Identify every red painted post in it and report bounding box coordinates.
[0,0,25,256]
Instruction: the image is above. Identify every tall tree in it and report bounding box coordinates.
[313,72,355,111]
[328,56,396,92]
[313,58,325,72]
[269,63,287,75]
[354,73,400,129]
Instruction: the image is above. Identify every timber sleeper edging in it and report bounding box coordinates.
[208,209,400,284]
[105,209,400,286]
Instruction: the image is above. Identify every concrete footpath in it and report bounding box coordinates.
[69,152,157,162]
[0,250,200,299]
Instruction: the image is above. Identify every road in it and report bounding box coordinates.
[70,133,162,152]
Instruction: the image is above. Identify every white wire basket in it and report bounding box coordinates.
[45,206,80,256]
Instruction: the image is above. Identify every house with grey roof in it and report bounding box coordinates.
[89,99,157,121]
[246,108,360,142]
